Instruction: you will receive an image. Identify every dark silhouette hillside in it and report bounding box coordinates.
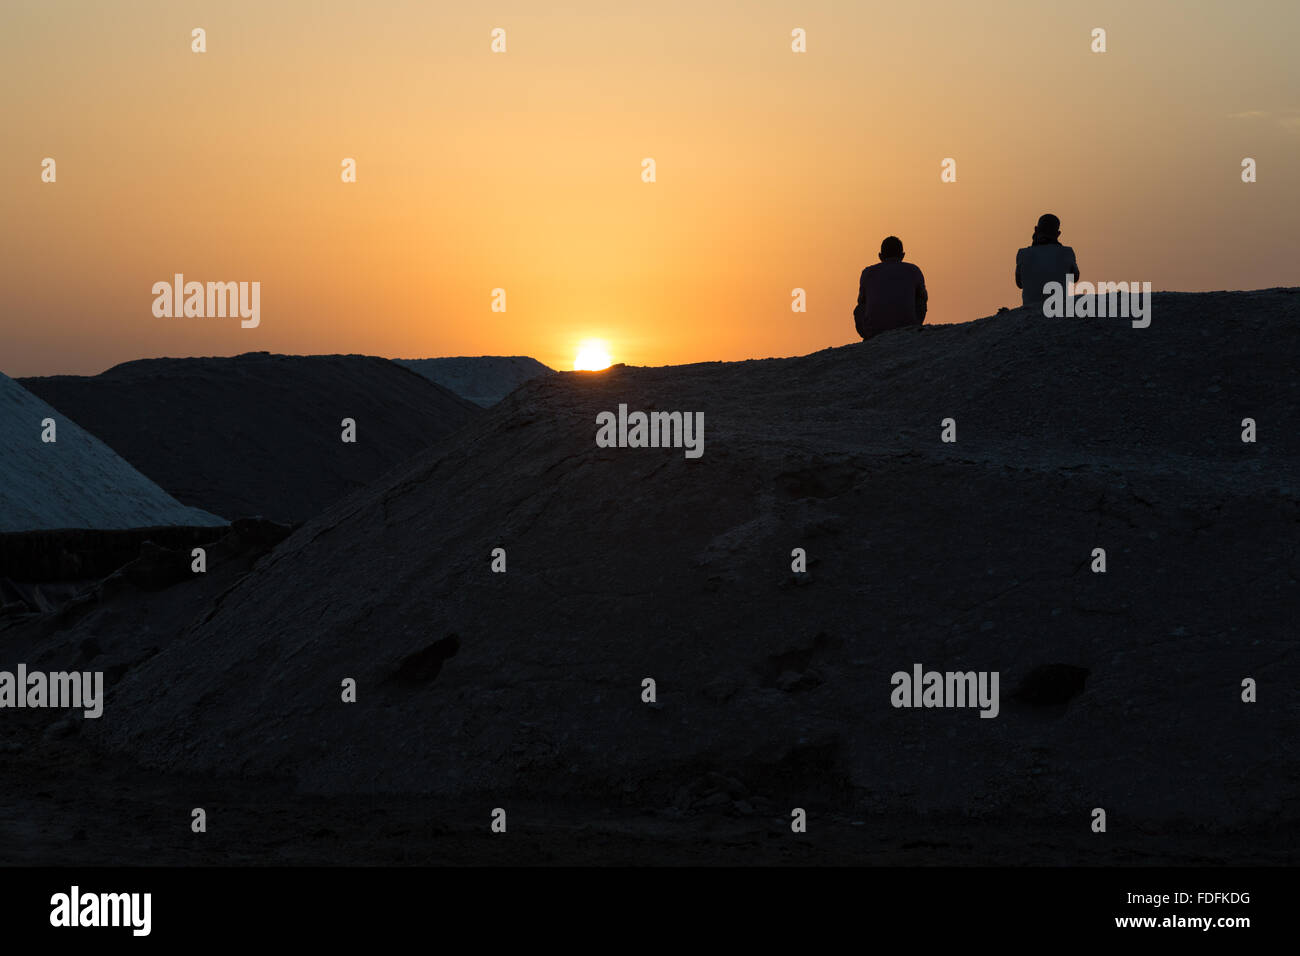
[6,290,1297,863]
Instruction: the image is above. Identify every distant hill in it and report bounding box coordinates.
[21,353,480,524]
[0,371,223,532]
[395,356,554,406]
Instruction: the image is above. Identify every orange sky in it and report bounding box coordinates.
[2,0,1297,376]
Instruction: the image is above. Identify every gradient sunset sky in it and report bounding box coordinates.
[3,0,1297,376]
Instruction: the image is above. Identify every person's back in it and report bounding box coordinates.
[1016,214,1079,307]
[854,236,928,340]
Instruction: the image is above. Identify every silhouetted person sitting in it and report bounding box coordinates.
[1015,213,1079,307]
[853,236,928,340]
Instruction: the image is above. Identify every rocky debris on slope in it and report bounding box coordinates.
[21,353,481,524]
[0,518,293,695]
[395,356,554,407]
[0,372,224,533]
[0,525,229,584]
[49,291,1300,833]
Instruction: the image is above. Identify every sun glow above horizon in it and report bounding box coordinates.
[573,340,613,371]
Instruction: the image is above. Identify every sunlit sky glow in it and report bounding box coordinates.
[2,0,1297,376]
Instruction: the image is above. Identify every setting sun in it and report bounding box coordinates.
[573,340,613,371]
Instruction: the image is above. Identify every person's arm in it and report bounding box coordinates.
[915,272,928,323]
[853,270,870,338]
[1069,254,1079,283]
[1015,260,1022,289]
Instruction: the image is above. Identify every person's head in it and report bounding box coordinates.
[1033,213,1061,243]
[878,236,905,261]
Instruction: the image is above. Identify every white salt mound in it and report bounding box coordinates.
[0,372,225,531]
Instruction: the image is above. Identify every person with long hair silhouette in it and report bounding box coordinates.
[1016,214,1079,307]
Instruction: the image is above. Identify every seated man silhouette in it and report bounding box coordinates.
[1015,213,1079,307]
[853,236,928,341]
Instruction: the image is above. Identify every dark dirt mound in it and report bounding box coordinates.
[21,353,481,524]
[21,291,1300,849]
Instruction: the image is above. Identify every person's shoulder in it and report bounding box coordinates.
[905,261,925,277]
[1060,244,1076,254]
